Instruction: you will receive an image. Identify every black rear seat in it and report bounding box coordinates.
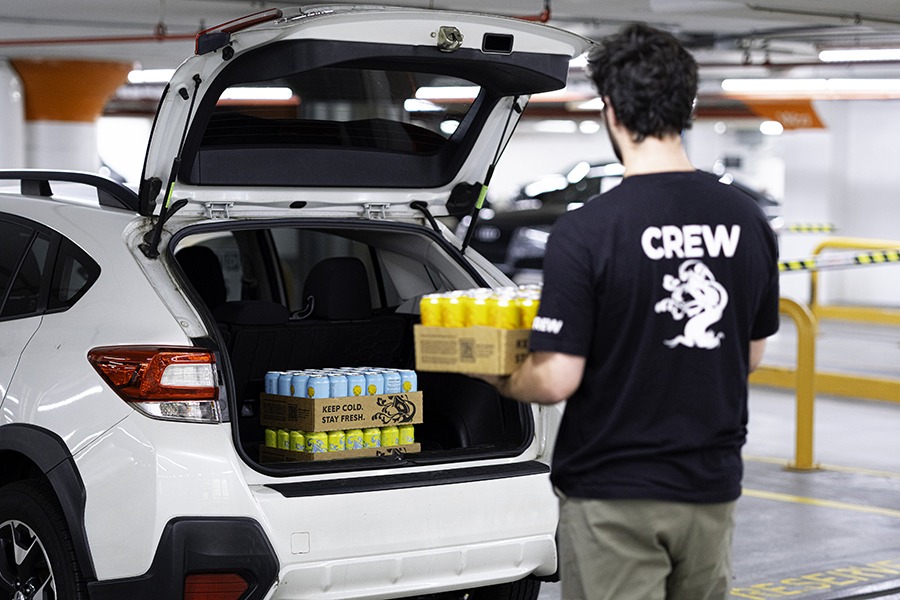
[216,257,414,440]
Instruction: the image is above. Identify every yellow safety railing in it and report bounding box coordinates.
[751,240,900,467]
[750,298,818,470]
[809,237,900,326]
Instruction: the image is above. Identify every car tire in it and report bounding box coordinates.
[0,479,89,599]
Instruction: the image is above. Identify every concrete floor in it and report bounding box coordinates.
[538,318,900,599]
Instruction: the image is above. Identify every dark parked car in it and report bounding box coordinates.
[457,161,782,282]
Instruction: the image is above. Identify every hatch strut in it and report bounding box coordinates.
[461,95,524,253]
[140,74,203,259]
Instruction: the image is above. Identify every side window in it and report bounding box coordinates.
[0,225,50,319]
[48,238,101,311]
[174,232,243,304]
[1,216,101,320]
[0,220,33,305]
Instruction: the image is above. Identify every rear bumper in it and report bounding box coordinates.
[87,517,278,600]
[255,462,559,599]
[272,534,556,599]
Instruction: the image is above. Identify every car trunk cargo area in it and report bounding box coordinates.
[171,220,534,471]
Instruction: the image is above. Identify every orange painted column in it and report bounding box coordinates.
[0,60,25,168]
[11,59,131,171]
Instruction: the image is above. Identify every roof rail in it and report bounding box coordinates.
[0,170,140,213]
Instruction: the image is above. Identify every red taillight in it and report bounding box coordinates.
[88,346,220,422]
[184,573,249,600]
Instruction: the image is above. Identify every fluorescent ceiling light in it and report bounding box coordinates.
[220,87,293,101]
[722,79,827,92]
[579,120,602,134]
[721,78,900,93]
[127,69,175,84]
[533,120,578,134]
[404,98,444,112]
[588,163,626,177]
[759,121,784,136]
[440,120,460,135]
[415,86,480,100]
[524,175,568,197]
[819,48,900,62]
[576,97,605,111]
[569,54,589,69]
[566,161,591,183]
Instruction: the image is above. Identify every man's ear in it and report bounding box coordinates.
[602,97,619,127]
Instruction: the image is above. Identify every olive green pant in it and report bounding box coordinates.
[557,494,736,600]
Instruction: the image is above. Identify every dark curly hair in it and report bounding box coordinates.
[587,23,698,142]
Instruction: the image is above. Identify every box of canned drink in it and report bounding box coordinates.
[260,390,423,432]
[413,324,531,375]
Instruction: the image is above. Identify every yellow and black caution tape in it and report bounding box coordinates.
[784,223,837,234]
[779,248,900,272]
[779,259,818,272]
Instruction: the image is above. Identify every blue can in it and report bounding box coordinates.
[290,372,310,398]
[381,370,402,394]
[277,372,294,396]
[306,376,330,399]
[399,370,418,393]
[264,371,281,395]
[363,371,384,396]
[346,373,366,397]
[328,374,349,398]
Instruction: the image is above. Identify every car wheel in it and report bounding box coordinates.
[0,480,88,599]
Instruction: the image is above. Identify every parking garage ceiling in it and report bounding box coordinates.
[3,1,900,117]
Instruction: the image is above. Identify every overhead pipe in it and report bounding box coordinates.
[0,31,196,48]
[516,0,552,23]
[698,59,900,69]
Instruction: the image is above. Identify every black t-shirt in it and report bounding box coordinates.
[530,170,780,503]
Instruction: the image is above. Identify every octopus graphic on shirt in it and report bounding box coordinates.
[654,259,728,349]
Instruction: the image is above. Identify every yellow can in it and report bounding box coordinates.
[465,292,491,327]
[363,428,382,448]
[264,428,277,448]
[399,424,415,445]
[345,429,364,450]
[487,294,521,329]
[290,430,306,452]
[381,426,400,447]
[441,293,466,328]
[419,294,443,327]
[328,430,346,452]
[277,429,290,450]
[306,431,328,453]
[518,296,540,330]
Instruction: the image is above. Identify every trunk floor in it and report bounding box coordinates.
[539,320,900,600]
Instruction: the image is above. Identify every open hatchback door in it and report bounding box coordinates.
[139,5,592,220]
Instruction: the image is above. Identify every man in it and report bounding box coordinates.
[483,23,780,600]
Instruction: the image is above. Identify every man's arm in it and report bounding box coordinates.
[482,351,586,405]
[749,338,767,373]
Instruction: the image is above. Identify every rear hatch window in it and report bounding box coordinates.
[175,39,570,189]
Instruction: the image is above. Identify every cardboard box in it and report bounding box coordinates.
[413,325,531,375]
[260,444,421,463]
[260,391,423,432]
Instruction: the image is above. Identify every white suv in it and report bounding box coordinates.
[0,6,588,599]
